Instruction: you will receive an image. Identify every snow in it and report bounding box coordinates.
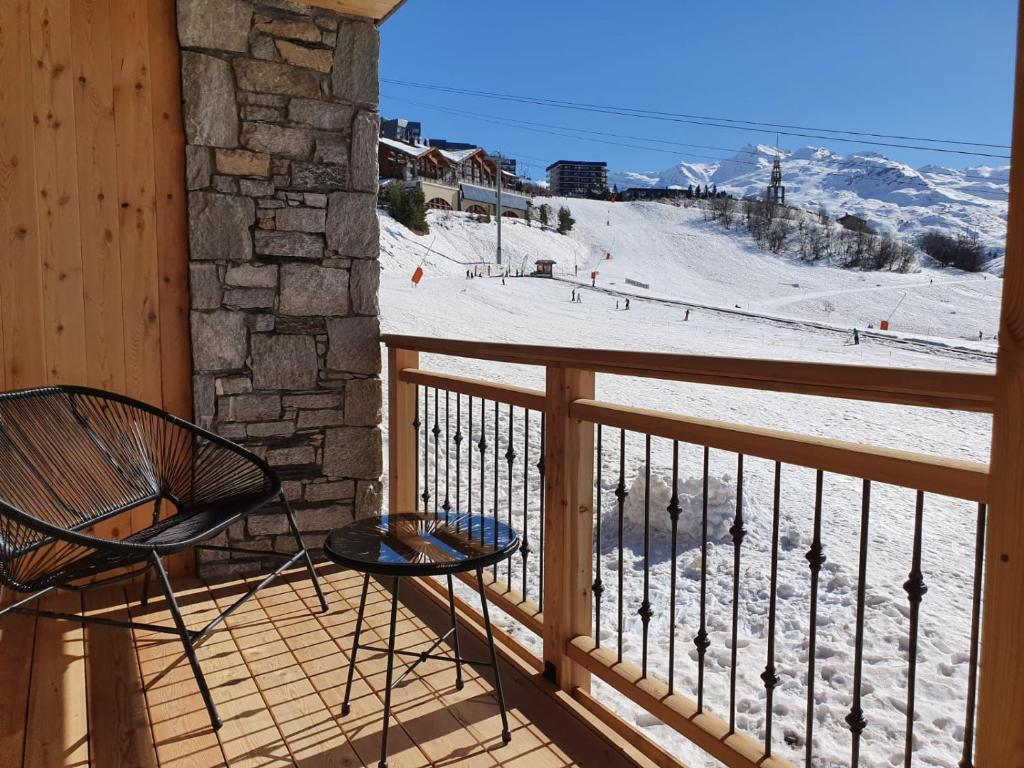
[378,199,996,767]
[608,144,1008,266]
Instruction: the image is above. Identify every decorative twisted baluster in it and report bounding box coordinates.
[639,435,653,677]
[413,386,421,512]
[903,491,928,768]
[667,440,680,694]
[421,386,430,510]
[538,423,545,610]
[521,410,531,598]
[695,446,711,713]
[729,453,747,732]
[453,394,463,530]
[959,502,986,768]
[615,428,628,664]
[442,390,451,520]
[478,399,487,546]
[762,461,782,755]
[505,404,516,589]
[432,388,440,517]
[846,479,871,765]
[594,424,604,647]
[805,470,827,766]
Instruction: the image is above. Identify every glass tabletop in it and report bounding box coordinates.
[323,511,520,577]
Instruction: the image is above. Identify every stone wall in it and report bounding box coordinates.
[177,0,382,578]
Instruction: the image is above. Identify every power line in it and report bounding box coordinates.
[382,79,1011,160]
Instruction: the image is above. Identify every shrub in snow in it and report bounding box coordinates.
[617,469,740,551]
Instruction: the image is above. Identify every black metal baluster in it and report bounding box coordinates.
[454,394,463,530]
[615,428,628,664]
[959,502,986,768]
[478,399,487,546]
[847,479,871,765]
[538,423,546,610]
[667,440,680,693]
[421,386,430,511]
[432,388,440,517]
[442,391,452,521]
[903,491,928,768]
[506,404,516,590]
[805,470,827,766]
[729,453,746,732]
[413,386,421,512]
[467,396,473,522]
[762,461,782,755]
[639,435,653,677]
[594,425,604,648]
[493,400,500,577]
[521,410,531,598]
[695,446,711,713]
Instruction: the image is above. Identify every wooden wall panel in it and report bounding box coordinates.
[0,0,193,568]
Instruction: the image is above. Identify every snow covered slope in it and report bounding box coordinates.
[610,144,1009,258]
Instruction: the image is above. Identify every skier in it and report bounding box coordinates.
[684,309,690,321]
[575,264,579,276]
[487,265,491,277]
[853,329,860,345]
[625,298,630,310]
[502,277,506,286]
[571,289,576,302]
[979,330,984,341]
[616,300,619,310]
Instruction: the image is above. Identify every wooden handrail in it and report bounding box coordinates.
[399,368,546,411]
[571,399,990,503]
[383,334,996,412]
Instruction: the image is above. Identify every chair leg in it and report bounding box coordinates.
[281,492,328,613]
[379,577,401,768]
[152,554,222,731]
[341,573,370,717]
[446,574,464,690]
[477,568,511,744]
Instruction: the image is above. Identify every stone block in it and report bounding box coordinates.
[250,34,278,61]
[190,263,222,310]
[284,393,342,409]
[194,374,216,422]
[350,110,380,193]
[177,0,252,52]
[239,179,276,197]
[331,20,378,105]
[223,393,281,422]
[241,122,314,160]
[186,145,212,190]
[234,59,321,99]
[254,19,321,42]
[280,263,349,316]
[191,310,247,372]
[344,378,381,426]
[297,409,345,429]
[247,420,297,438]
[247,314,275,332]
[313,136,349,165]
[276,207,326,232]
[212,175,239,194]
[267,445,316,466]
[248,513,289,536]
[181,53,238,148]
[216,375,252,395]
[240,104,284,122]
[216,149,271,177]
[326,192,378,258]
[225,263,279,288]
[224,287,276,309]
[276,40,333,72]
[188,191,254,262]
[355,479,382,518]
[304,480,354,502]
[254,230,324,260]
[294,505,346,533]
[350,258,379,315]
[323,427,381,480]
[304,193,328,208]
[288,98,352,131]
[251,334,319,390]
[326,316,380,374]
[291,162,348,191]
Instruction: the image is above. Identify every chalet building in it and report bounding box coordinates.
[379,138,529,218]
[546,160,609,198]
[428,138,477,152]
[381,118,421,144]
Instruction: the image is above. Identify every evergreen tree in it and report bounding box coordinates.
[557,205,575,235]
[539,203,551,228]
[524,201,533,227]
[687,184,693,199]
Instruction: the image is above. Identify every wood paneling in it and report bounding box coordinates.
[0,0,192,568]
[0,0,189,411]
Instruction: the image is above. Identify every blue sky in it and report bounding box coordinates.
[380,1,1016,180]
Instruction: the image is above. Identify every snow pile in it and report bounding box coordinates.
[619,470,738,550]
[609,144,1008,263]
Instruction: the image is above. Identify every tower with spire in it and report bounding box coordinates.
[765,144,785,205]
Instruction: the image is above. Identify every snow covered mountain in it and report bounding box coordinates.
[609,144,1009,257]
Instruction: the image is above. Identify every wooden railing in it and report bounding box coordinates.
[384,333,995,768]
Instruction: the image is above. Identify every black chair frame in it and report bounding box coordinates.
[0,385,329,731]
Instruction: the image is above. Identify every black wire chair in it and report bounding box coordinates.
[0,385,328,730]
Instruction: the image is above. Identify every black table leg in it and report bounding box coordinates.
[380,576,401,768]
[476,567,512,744]
[446,574,464,690]
[341,573,370,717]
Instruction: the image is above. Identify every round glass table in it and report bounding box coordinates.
[324,511,520,768]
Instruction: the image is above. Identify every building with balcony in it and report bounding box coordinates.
[380,117,422,144]
[546,160,609,198]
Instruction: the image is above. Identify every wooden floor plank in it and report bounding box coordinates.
[24,591,89,768]
[0,610,36,767]
[82,586,158,768]
[203,575,363,768]
[127,579,226,768]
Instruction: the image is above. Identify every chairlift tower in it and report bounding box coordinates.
[766,152,785,205]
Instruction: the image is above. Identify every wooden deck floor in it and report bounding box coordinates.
[0,565,642,768]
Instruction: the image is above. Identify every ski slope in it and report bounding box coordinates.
[378,200,997,767]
